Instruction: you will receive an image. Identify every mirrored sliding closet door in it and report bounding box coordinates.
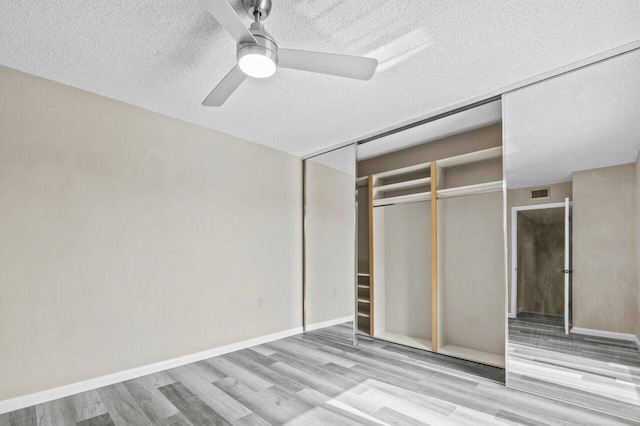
[303,145,356,337]
[504,48,640,422]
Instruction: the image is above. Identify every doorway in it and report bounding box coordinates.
[510,200,572,333]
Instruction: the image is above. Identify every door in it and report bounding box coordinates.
[564,197,572,334]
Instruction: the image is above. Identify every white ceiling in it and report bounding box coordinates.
[357,100,502,160]
[1,1,640,157]
[309,144,355,176]
[504,48,640,189]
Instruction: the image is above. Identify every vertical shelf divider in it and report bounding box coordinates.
[368,175,375,337]
[431,162,438,352]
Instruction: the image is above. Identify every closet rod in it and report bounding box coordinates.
[373,200,430,208]
[437,187,502,199]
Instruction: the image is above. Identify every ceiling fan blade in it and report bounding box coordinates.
[202,65,247,106]
[278,49,377,80]
[199,0,256,44]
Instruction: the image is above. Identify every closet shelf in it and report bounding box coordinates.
[373,177,431,194]
[357,298,370,303]
[436,146,502,168]
[357,273,370,277]
[373,191,431,207]
[438,344,505,368]
[357,284,369,289]
[356,176,369,187]
[357,326,370,336]
[372,161,431,180]
[375,332,432,351]
[437,181,502,199]
[357,312,370,318]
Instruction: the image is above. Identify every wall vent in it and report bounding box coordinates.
[530,187,550,200]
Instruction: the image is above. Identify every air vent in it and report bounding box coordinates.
[530,188,550,200]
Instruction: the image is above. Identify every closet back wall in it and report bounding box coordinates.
[0,66,303,401]
[358,124,501,177]
[382,202,431,339]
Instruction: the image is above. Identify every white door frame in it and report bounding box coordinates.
[510,202,567,319]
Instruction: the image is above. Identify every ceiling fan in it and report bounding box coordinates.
[199,0,378,106]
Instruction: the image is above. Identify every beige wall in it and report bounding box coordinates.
[381,202,431,339]
[636,152,640,338]
[441,191,505,356]
[507,182,572,315]
[0,66,303,401]
[358,124,502,176]
[304,161,355,325]
[573,163,637,334]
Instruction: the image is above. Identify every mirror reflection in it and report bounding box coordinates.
[505,49,640,420]
[304,145,356,335]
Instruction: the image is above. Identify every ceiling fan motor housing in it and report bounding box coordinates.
[237,22,278,67]
[242,0,272,20]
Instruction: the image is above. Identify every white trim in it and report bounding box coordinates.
[0,315,355,414]
[0,326,305,415]
[571,327,640,351]
[304,316,353,332]
[510,202,567,319]
[564,197,571,335]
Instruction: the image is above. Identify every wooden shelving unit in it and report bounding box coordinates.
[356,177,373,336]
[356,269,372,334]
[371,161,432,208]
[358,145,506,368]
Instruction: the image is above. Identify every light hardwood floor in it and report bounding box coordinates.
[1,323,637,425]
[509,312,640,422]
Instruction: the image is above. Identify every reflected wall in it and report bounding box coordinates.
[304,145,356,329]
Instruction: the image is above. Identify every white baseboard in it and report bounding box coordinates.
[0,326,304,415]
[304,315,353,332]
[571,327,640,350]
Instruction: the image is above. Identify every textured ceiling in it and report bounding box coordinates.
[308,144,355,175]
[358,100,501,160]
[504,49,640,189]
[1,1,640,157]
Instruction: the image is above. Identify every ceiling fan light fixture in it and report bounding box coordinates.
[200,0,378,106]
[237,45,277,78]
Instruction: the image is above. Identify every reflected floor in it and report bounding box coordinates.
[509,312,640,421]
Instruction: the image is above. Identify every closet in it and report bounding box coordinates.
[357,142,506,368]
[356,176,372,336]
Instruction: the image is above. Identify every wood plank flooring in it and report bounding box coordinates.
[2,323,638,425]
[509,312,640,422]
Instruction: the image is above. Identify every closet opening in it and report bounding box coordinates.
[355,100,507,371]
